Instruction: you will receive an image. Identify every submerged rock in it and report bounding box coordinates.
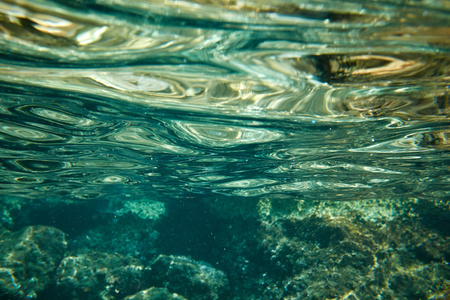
[252,198,450,299]
[0,225,67,299]
[53,251,151,300]
[124,287,187,300]
[114,200,166,221]
[150,255,228,300]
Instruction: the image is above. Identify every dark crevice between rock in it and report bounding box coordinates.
[154,198,272,299]
[154,198,222,261]
[7,199,112,237]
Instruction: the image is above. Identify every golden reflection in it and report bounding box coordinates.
[168,121,284,148]
[349,55,422,76]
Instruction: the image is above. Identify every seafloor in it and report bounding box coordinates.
[1,196,449,299]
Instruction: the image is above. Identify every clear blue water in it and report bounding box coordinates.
[0,0,449,299]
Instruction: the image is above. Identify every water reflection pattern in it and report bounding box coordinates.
[0,0,448,202]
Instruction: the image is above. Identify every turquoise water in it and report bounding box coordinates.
[0,0,449,299]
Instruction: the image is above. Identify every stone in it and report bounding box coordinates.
[124,287,187,300]
[0,225,67,299]
[114,200,166,221]
[150,255,228,300]
[53,251,151,300]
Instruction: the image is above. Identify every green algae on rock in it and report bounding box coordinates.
[124,287,187,300]
[150,255,229,300]
[114,200,166,220]
[53,251,152,300]
[251,198,450,299]
[0,226,67,299]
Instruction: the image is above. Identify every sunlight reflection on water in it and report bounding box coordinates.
[0,0,448,202]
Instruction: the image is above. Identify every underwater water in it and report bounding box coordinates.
[0,0,449,299]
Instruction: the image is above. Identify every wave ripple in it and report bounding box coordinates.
[0,0,448,202]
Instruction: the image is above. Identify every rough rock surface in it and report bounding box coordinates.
[124,287,187,300]
[0,225,67,299]
[53,251,151,300]
[251,198,450,299]
[1,196,448,299]
[150,255,229,300]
